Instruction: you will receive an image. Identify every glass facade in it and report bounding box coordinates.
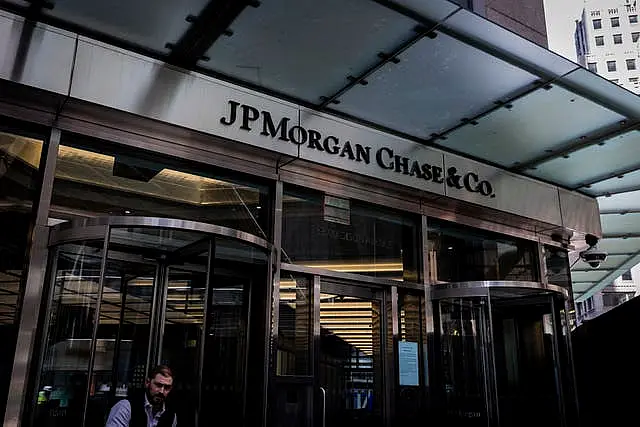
[0,124,577,427]
[428,219,539,283]
[282,186,419,282]
[49,134,271,238]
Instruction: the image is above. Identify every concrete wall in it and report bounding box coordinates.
[475,0,549,47]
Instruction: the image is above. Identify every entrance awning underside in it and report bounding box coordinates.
[3,0,640,302]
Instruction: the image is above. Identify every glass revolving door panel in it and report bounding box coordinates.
[33,217,269,427]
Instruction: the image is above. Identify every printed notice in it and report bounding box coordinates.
[398,341,419,386]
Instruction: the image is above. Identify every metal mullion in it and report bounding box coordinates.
[5,126,61,427]
[146,262,164,372]
[81,225,111,427]
[484,293,500,427]
[196,238,215,427]
[312,275,321,427]
[155,265,169,366]
[550,296,568,427]
[386,286,398,427]
[109,271,128,399]
[270,181,283,375]
[421,215,436,416]
[563,299,580,424]
[263,180,283,427]
[26,247,59,427]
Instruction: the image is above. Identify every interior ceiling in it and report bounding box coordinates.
[3,0,640,302]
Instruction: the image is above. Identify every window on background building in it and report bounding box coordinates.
[608,60,617,71]
[627,58,637,70]
[633,32,640,42]
[614,33,623,44]
[588,62,598,72]
[591,10,601,17]
[586,296,593,311]
[595,35,605,45]
[611,79,620,83]
[593,18,602,29]
[0,126,44,422]
[612,16,621,27]
[630,77,639,84]
[631,15,638,23]
[622,270,633,280]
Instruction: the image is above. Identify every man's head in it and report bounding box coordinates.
[145,365,173,409]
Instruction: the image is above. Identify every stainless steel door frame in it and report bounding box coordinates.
[315,275,388,427]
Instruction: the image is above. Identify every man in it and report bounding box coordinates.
[105,365,177,427]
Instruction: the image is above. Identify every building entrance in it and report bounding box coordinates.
[31,217,269,427]
[272,273,390,427]
[433,284,576,427]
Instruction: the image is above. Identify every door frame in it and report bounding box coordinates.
[274,263,421,427]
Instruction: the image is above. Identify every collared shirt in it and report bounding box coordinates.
[105,395,177,427]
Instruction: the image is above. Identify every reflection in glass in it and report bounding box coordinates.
[491,292,560,427]
[428,219,538,282]
[319,290,382,427]
[438,298,490,427]
[85,229,158,426]
[282,186,419,281]
[200,238,266,427]
[34,241,105,427]
[0,130,43,420]
[396,293,429,424]
[49,137,271,238]
[276,275,311,376]
[161,241,210,427]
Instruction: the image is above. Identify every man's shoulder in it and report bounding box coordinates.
[111,399,132,413]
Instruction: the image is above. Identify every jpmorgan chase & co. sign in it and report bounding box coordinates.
[220,100,496,198]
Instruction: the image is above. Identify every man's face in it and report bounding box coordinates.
[145,374,173,407]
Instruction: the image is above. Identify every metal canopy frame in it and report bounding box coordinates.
[2,0,639,300]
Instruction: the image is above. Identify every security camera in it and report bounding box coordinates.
[580,247,608,269]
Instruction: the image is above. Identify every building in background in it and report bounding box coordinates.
[577,263,640,324]
[455,0,549,46]
[575,0,640,93]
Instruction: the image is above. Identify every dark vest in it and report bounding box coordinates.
[128,391,176,427]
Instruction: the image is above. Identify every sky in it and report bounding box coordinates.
[544,0,586,62]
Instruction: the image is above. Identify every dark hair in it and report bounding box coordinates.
[148,365,173,380]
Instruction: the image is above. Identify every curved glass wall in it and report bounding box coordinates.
[434,286,575,427]
[32,219,268,427]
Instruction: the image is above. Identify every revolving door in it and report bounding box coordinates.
[434,283,576,427]
[32,217,270,427]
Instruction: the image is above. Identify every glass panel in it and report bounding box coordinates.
[545,246,571,289]
[0,129,43,420]
[490,292,561,427]
[161,239,210,427]
[396,292,429,423]
[34,241,105,427]
[85,228,158,426]
[438,298,490,427]
[49,134,271,238]
[319,288,382,427]
[200,238,267,427]
[276,274,312,376]
[282,186,419,282]
[428,219,538,283]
